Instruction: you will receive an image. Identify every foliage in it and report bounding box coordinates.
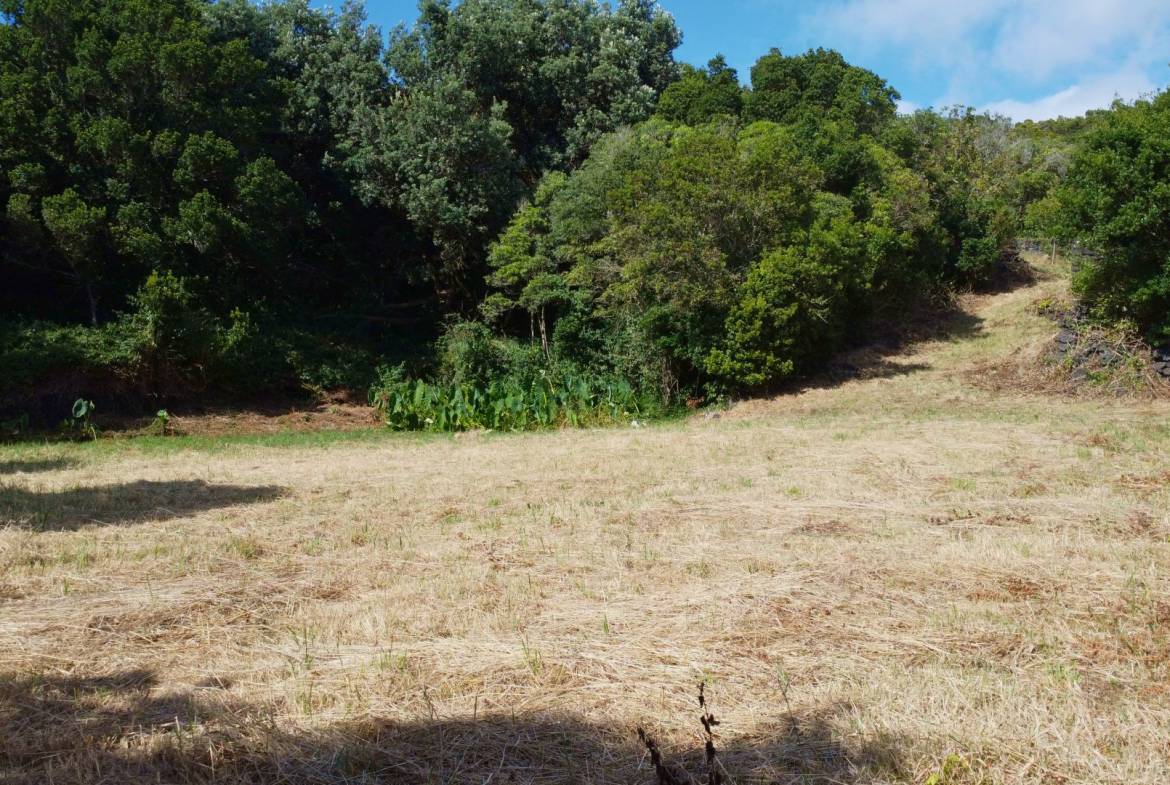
[1,0,298,319]
[1,0,1129,427]
[434,320,510,389]
[0,0,684,416]
[483,173,571,355]
[0,320,143,405]
[0,312,381,415]
[706,195,868,387]
[656,55,743,125]
[382,0,679,171]
[341,0,681,296]
[126,271,217,386]
[69,399,98,441]
[0,0,418,403]
[370,365,643,432]
[1055,91,1170,343]
[744,48,899,135]
[887,108,1036,286]
[485,83,1033,399]
[345,75,521,300]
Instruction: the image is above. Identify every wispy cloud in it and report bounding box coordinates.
[801,0,1170,119]
[983,65,1159,121]
[988,0,1168,82]
[894,98,919,115]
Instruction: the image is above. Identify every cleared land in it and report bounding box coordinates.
[1,257,1168,784]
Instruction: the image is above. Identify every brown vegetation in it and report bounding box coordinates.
[1,256,1167,784]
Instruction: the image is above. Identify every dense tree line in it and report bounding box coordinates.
[0,0,678,411]
[2,0,1154,426]
[478,49,1057,405]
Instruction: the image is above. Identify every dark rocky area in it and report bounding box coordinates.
[1153,345,1170,380]
[1044,302,1168,384]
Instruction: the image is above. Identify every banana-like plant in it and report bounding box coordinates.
[70,398,98,440]
[370,370,643,432]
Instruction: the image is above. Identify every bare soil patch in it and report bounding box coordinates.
[106,400,380,437]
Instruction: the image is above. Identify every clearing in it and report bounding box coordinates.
[1,257,1168,784]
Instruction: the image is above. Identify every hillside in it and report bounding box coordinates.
[1,257,1168,785]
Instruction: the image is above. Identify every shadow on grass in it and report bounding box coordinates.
[0,480,287,531]
[768,306,986,397]
[0,669,905,785]
[0,457,79,475]
[979,250,1041,294]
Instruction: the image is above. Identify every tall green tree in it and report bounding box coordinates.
[745,48,899,136]
[1,0,288,320]
[891,108,1028,285]
[483,172,571,355]
[342,0,681,302]
[0,0,422,326]
[656,55,744,125]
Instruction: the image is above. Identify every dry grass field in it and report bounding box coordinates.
[2,257,1168,784]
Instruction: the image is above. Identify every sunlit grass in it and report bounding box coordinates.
[1,260,1168,785]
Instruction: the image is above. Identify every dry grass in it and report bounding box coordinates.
[1,256,1168,784]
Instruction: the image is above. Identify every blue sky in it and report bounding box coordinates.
[318,0,1170,120]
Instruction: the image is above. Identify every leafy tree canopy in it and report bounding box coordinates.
[745,47,900,136]
[656,55,743,125]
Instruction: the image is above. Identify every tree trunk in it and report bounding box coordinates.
[539,306,549,359]
[85,283,98,326]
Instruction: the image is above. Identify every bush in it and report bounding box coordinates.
[0,320,143,404]
[1058,91,1170,343]
[125,271,217,388]
[708,249,850,388]
[435,320,509,388]
[956,236,1000,282]
[0,297,384,418]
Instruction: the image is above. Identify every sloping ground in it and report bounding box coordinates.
[1,258,1168,784]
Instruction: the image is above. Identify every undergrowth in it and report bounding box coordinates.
[369,367,650,432]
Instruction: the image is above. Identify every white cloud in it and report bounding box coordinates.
[806,0,1011,69]
[988,0,1169,83]
[803,0,1170,116]
[895,98,919,115]
[983,65,1158,121]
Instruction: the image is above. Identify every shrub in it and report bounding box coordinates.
[68,398,98,441]
[1058,91,1170,343]
[956,236,1000,281]
[0,319,144,406]
[208,309,288,394]
[435,320,510,388]
[707,246,852,388]
[125,271,217,387]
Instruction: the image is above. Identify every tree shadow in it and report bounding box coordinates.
[977,250,1040,294]
[0,457,79,475]
[767,306,987,397]
[0,669,204,784]
[0,480,287,531]
[0,669,907,785]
